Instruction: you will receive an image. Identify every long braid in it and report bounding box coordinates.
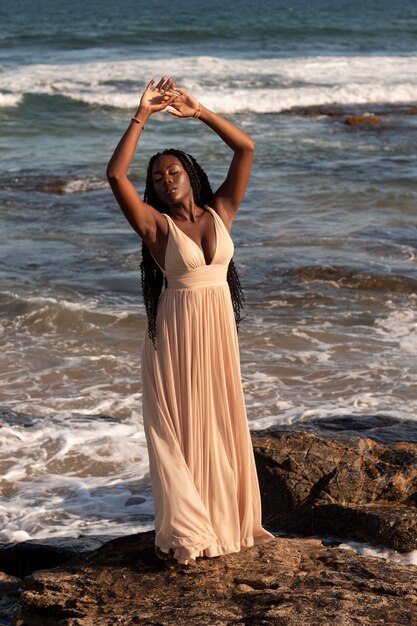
[141,148,245,349]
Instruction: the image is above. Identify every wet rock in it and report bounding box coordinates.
[0,572,22,626]
[290,105,345,118]
[15,532,417,626]
[0,535,119,579]
[287,104,417,129]
[309,503,417,552]
[287,265,417,294]
[345,113,382,126]
[252,424,417,552]
[291,107,384,127]
[402,106,417,115]
[308,414,417,445]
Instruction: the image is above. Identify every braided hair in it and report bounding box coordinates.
[141,148,244,349]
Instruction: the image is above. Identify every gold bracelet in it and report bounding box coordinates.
[131,117,145,127]
[193,102,201,119]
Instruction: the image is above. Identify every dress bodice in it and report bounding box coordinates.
[151,206,234,290]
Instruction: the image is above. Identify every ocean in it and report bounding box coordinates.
[1,0,416,564]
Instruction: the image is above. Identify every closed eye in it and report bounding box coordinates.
[153,170,180,183]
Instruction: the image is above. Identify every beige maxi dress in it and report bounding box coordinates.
[141,205,274,563]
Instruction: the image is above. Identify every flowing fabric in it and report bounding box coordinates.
[141,205,274,563]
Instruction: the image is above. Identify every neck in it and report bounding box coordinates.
[169,200,203,222]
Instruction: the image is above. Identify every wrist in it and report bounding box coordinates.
[194,102,209,121]
[192,101,202,119]
[134,106,152,121]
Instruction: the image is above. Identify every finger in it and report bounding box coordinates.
[162,76,174,92]
[164,94,179,108]
[158,91,175,103]
[145,78,156,91]
[167,108,183,117]
[165,90,181,98]
[155,76,167,90]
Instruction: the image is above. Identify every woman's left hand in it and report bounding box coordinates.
[167,84,201,118]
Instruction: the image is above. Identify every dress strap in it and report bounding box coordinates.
[204,205,230,234]
[162,213,183,243]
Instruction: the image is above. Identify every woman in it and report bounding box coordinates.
[107,76,274,565]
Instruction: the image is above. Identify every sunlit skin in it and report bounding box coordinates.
[151,154,216,265]
[107,75,255,272]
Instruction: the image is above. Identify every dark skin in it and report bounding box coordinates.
[107,76,255,272]
[150,154,217,267]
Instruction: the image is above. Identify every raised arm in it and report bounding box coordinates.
[106,77,177,242]
[167,86,255,229]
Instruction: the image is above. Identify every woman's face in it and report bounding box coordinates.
[152,155,193,206]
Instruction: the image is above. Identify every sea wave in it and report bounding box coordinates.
[0,173,109,194]
[0,92,22,107]
[0,409,153,542]
[2,55,417,112]
[0,290,135,334]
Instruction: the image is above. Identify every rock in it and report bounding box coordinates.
[289,105,345,118]
[308,413,417,445]
[344,113,382,126]
[0,535,119,579]
[0,572,22,626]
[6,420,417,623]
[287,265,417,295]
[252,425,417,552]
[287,104,417,131]
[15,531,417,626]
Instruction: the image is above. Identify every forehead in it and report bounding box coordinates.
[152,155,183,174]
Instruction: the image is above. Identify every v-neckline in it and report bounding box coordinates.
[166,206,218,267]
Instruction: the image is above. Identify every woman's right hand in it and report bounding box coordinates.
[135,76,177,117]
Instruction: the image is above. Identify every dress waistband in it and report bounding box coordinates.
[166,265,228,289]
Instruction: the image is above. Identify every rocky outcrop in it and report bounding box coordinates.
[287,104,417,128]
[286,265,417,294]
[253,421,417,552]
[4,419,417,624]
[14,531,417,626]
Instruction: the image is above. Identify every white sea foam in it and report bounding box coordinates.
[375,307,417,353]
[1,290,99,312]
[61,178,109,194]
[3,55,417,112]
[0,92,22,107]
[1,289,134,319]
[338,540,417,567]
[0,412,153,542]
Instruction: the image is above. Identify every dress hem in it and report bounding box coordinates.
[156,530,276,564]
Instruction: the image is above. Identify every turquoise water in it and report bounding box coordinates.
[1,0,416,543]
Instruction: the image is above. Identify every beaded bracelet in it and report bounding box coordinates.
[193,102,201,119]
